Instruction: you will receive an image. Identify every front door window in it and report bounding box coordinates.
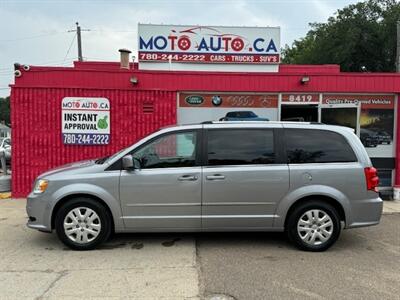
[133,131,197,169]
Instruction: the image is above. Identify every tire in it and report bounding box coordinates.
[55,198,112,250]
[286,201,341,252]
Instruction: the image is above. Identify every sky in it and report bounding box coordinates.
[0,0,358,97]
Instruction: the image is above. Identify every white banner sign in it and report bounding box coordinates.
[62,97,110,145]
[138,24,280,64]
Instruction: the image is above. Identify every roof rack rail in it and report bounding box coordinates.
[199,121,327,125]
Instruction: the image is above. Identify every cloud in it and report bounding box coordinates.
[310,0,337,21]
[0,0,354,97]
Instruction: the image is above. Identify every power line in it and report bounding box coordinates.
[0,59,76,75]
[0,59,75,71]
[63,33,76,63]
[0,31,68,43]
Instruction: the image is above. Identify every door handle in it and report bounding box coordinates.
[178,175,198,181]
[206,174,225,181]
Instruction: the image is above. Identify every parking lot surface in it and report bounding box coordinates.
[197,215,400,299]
[0,198,399,300]
[0,199,199,299]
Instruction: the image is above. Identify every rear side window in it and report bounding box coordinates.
[207,129,275,166]
[285,129,357,163]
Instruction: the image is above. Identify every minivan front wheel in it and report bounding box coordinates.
[287,201,341,251]
[55,198,112,250]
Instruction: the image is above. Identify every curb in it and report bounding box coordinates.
[0,192,11,199]
[382,211,400,215]
[382,200,400,215]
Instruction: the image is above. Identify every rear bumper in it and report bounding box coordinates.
[26,193,52,232]
[346,196,383,229]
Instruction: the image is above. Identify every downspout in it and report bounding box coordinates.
[393,20,400,200]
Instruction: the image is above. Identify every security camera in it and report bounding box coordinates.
[14,70,22,77]
[300,76,310,84]
[22,65,30,71]
[361,66,367,72]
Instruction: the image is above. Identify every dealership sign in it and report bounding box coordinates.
[138,24,280,64]
[179,93,278,108]
[322,94,395,109]
[62,97,110,145]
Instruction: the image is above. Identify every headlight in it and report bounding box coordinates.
[33,179,49,194]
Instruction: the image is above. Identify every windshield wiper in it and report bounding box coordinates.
[94,156,109,164]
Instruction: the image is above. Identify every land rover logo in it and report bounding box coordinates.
[185,95,204,105]
[212,95,222,106]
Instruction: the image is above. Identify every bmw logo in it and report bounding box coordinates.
[212,95,222,106]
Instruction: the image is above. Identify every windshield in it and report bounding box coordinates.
[227,111,256,118]
[95,147,127,164]
[94,156,110,164]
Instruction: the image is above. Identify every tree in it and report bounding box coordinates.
[282,0,400,72]
[0,96,10,126]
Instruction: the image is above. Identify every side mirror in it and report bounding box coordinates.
[122,155,134,170]
[122,155,141,170]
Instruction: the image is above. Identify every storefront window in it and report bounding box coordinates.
[322,94,395,158]
[320,107,358,131]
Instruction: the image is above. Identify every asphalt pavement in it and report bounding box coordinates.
[0,198,399,299]
[197,214,400,300]
[0,199,199,299]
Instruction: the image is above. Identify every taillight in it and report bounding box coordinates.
[364,167,379,193]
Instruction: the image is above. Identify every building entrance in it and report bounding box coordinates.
[280,105,318,122]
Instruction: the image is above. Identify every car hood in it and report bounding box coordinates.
[38,159,98,179]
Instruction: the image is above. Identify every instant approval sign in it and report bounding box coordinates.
[62,97,110,145]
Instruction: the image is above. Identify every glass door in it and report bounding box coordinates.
[319,103,360,136]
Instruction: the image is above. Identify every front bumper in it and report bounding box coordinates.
[346,196,383,229]
[26,192,52,232]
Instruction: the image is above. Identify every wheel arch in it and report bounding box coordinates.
[51,193,115,231]
[283,195,346,230]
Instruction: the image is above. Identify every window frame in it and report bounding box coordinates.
[282,128,358,164]
[203,128,285,167]
[132,129,202,169]
[109,129,203,171]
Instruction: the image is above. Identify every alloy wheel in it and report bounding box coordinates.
[297,209,333,246]
[63,207,102,244]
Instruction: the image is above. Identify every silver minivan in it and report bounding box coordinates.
[26,122,383,251]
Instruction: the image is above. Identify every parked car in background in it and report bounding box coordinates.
[375,130,391,145]
[27,122,382,252]
[360,129,379,148]
[0,137,11,162]
[219,111,269,121]
[281,117,305,122]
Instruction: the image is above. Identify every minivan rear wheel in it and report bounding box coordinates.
[55,198,112,250]
[286,201,341,252]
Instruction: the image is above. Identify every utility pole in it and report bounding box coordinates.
[76,22,82,61]
[397,20,400,72]
[68,22,90,62]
